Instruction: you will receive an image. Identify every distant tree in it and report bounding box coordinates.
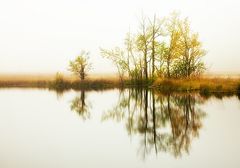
[69,51,91,80]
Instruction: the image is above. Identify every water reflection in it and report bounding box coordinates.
[70,90,91,120]
[102,89,207,158]
[69,89,208,158]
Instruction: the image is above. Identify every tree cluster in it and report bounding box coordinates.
[101,12,206,83]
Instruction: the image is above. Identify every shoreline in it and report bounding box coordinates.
[0,77,239,94]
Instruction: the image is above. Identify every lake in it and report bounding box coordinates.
[0,88,240,168]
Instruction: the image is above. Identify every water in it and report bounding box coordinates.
[0,88,240,168]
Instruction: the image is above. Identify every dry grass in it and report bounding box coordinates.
[0,73,240,93]
[0,74,55,82]
[0,74,52,88]
[0,73,119,81]
[0,73,120,89]
[153,77,240,93]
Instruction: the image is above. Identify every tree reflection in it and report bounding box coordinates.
[70,90,90,120]
[102,89,206,158]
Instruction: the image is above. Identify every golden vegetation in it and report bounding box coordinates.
[0,12,239,94]
[0,73,120,89]
[101,12,206,82]
[0,73,240,94]
[154,77,240,93]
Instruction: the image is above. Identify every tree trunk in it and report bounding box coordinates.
[167,57,171,78]
[144,51,148,80]
[151,15,156,78]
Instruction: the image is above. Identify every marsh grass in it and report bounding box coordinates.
[0,74,240,93]
[154,78,240,93]
[0,74,120,91]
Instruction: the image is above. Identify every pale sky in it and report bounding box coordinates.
[0,0,240,74]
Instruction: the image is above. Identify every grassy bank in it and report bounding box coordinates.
[0,76,120,91]
[153,78,240,94]
[49,79,120,91]
[0,74,240,94]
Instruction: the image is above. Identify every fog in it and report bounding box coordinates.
[0,0,240,74]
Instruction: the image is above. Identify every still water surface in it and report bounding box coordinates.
[0,88,240,168]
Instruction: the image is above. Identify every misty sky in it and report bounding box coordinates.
[0,0,240,74]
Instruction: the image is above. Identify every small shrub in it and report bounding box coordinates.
[53,72,67,89]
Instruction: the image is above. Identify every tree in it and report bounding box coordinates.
[100,47,129,83]
[136,16,151,81]
[177,18,206,78]
[163,12,182,78]
[69,51,91,80]
[101,12,206,82]
[101,32,145,84]
[125,32,141,81]
[149,15,164,79]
